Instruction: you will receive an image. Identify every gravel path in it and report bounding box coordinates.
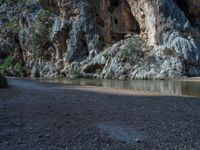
[1,79,200,150]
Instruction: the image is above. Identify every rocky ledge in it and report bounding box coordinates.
[0,0,200,79]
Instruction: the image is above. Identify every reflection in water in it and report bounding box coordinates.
[181,82,200,98]
[42,78,200,98]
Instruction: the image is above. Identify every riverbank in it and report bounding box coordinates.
[181,77,200,82]
[1,79,200,150]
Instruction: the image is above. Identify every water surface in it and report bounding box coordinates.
[41,78,200,98]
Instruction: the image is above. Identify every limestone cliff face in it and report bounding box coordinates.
[0,0,200,79]
[40,0,140,61]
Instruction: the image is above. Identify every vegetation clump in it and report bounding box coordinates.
[163,47,177,56]
[0,56,14,74]
[69,68,81,78]
[120,38,143,62]
[102,46,110,61]
[28,10,52,58]
[0,56,26,76]
[29,24,50,58]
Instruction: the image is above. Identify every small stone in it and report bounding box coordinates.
[16,123,22,126]
[45,134,50,138]
[17,139,22,144]
[135,138,142,143]
[46,127,50,131]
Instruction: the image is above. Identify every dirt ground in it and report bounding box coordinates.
[1,79,200,150]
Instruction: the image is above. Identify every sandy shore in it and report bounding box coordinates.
[1,79,200,150]
[180,77,200,82]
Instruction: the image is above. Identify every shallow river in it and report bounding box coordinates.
[41,78,200,98]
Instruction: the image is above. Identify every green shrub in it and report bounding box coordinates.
[14,63,24,73]
[0,56,14,73]
[0,74,7,88]
[70,68,81,78]
[36,10,51,23]
[102,48,109,61]
[120,38,141,62]
[163,48,176,56]
[162,26,172,33]
[120,48,130,61]
[3,56,13,66]
[0,57,25,76]
[0,18,20,34]
[29,23,50,58]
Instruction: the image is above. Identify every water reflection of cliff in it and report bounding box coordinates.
[102,80,182,96]
[43,78,200,98]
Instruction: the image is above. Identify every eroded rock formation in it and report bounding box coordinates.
[0,0,200,79]
[40,0,140,61]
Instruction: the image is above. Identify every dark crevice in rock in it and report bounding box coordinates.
[83,64,104,74]
[107,0,140,42]
[173,0,200,27]
[69,32,89,62]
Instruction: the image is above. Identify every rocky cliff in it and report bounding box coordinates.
[0,0,200,79]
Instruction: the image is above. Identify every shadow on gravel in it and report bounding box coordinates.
[1,79,200,149]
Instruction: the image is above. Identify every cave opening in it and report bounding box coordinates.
[78,39,89,56]
[110,0,119,7]
[114,18,118,24]
[98,0,141,43]
[109,0,140,42]
[108,0,120,13]
[76,32,89,60]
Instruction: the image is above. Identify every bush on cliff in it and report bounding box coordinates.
[0,56,14,74]
[29,24,50,58]
[0,56,26,76]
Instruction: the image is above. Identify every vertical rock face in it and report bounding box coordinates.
[40,0,140,62]
[126,0,200,45]
[127,0,157,45]
[98,0,140,41]
[0,0,200,79]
